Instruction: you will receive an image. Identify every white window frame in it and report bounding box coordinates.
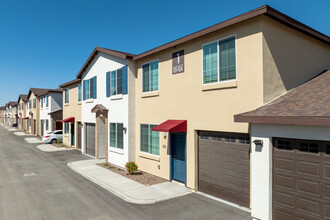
[109,122,124,150]
[141,59,159,93]
[202,34,237,85]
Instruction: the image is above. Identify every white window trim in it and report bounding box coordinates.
[141,59,159,94]
[201,34,237,85]
[139,123,160,156]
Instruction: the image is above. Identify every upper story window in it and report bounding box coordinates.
[202,36,236,84]
[142,60,158,93]
[111,68,122,96]
[78,84,81,102]
[65,88,69,103]
[83,76,97,100]
[41,97,43,108]
[106,65,128,97]
[46,95,49,107]
[33,98,36,108]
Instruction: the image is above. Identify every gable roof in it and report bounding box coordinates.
[27,88,53,99]
[59,78,81,88]
[38,88,63,96]
[133,5,329,60]
[76,47,136,78]
[234,70,330,126]
[17,94,28,103]
[9,101,18,107]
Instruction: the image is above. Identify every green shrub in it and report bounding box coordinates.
[125,162,138,175]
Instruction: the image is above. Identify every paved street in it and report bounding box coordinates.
[0,126,251,220]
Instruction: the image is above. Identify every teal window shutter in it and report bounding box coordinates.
[106,72,110,97]
[93,76,97,99]
[122,65,128,95]
[83,80,86,100]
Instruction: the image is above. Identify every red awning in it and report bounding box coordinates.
[61,117,75,123]
[152,120,187,133]
[23,117,29,119]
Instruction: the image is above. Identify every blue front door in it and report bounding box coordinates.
[71,123,75,146]
[171,133,186,184]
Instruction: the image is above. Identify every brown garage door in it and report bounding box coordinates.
[273,138,330,220]
[198,131,250,208]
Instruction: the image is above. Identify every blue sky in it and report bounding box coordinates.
[0,0,329,106]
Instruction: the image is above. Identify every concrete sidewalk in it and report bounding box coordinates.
[68,159,192,204]
[37,144,75,152]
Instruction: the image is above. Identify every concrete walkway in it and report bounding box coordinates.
[37,144,75,152]
[68,159,192,204]
[24,137,43,144]
[14,131,32,136]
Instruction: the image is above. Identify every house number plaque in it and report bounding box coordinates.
[172,50,184,74]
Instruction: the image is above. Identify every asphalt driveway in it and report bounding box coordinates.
[0,125,251,220]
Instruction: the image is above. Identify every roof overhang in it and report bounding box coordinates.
[152,120,187,132]
[234,115,330,127]
[91,104,108,116]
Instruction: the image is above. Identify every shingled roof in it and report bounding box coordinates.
[9,102,18,107]
[234,70,330,126]
[18,94,28,102]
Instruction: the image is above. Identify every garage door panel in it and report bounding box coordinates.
[297,161,320,176]
[297,178,320,195]
[275,174,295,190]
[274,190,295,208]
[297,197,321,217]
[273,137,330,220]
[198,131,250,208]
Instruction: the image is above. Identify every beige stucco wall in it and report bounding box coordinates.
[28,93,40,136]
[135,17,264,190]
[18,100,26,130]
[261,16,330,103]
[62,82,82,148]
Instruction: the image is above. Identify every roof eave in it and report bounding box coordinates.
[234,115,330,126]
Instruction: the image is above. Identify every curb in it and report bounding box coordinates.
[67,162,192,205]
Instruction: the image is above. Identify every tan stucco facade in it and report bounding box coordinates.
[18,100,27,130]
[134,16,330,190]
[135,17,264,190]
[261,16,330,103]
[28,93,40,136]
[62,82,82,148]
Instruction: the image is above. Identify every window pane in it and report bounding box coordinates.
[110,71,117,95]
[142,64,150,92]
[78,84,81,101]
[86,79,90,99]
[203,42,218,84]
[110,123,116,147]
[117,123,123,149]
[140,124,149,152]
[117,69,122,94]
[149,125,160,156]
[219,37,236,81]
[150,60,159,91]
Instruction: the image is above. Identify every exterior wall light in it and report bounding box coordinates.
[163,132,167,138]
[123,127,127,134]
[253,139,263,146]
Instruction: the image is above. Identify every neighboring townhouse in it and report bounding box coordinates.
[235,70,330,220]
[17,94,28,130]
[27,88,49,135]
[7,102,18,126]
[39,88,63,137]
[5,103,9,125]
[59,79,82,148]
[76,47,136,167]
[131,4,329,213]
[0,106,4,123]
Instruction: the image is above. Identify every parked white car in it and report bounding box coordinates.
[42,130,63,144]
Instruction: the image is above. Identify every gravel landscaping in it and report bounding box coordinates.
[98,162,168,186]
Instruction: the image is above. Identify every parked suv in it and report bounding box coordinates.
[42,130,63,144]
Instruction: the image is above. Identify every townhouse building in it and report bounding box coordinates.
[59,79,82,148]
[4,103,9,125]
[39,89,63,137]
[6,102,18,126]
[0,106,4,123]
[17,94,28,130]
[130,5,329,217]
[76,47,136,167]
[27,88,49,135]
